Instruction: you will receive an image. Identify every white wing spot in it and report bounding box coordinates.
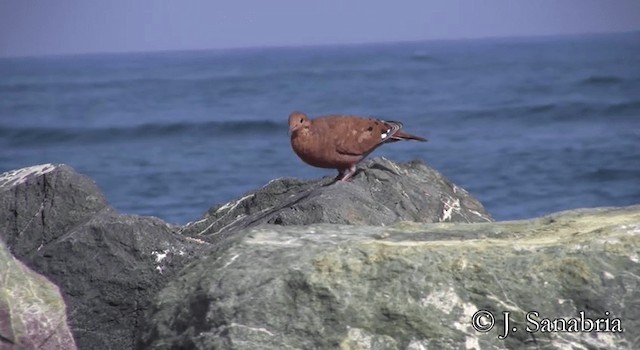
[381,133,388,139]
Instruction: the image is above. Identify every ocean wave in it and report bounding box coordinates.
[605,100,640,115]
[579,75,624,86]
[0,120,283,147]
[0,78,191,94]
[525,103,556,113]
[410,52,438,63]
[0,61,437,95]
[585,167,640,181]
[456,100,640,123]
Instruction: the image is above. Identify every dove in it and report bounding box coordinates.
[288,111,427,181]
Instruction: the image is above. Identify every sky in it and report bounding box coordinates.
[1,0,639,57]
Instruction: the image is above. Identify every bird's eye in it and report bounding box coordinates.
[300,118,303,123]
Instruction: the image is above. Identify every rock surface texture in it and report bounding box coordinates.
[0,238,77,350]
[141,205,640,350]
[181,157,492,243]
[0,164,208,350]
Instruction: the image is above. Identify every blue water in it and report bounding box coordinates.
[1,32,639,224]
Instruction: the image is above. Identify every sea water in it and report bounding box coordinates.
[1,32,639,224]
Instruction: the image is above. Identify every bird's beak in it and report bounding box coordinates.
[288,125,297,136]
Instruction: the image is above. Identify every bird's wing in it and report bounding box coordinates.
[315,116,401,156]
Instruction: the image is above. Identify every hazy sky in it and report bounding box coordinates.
[1,0,639,57]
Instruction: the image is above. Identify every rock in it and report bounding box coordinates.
[139,205,640,350]
[0,164,209,350]
[8,160,627,350]
[0,238,77,350]
[181,157,492,242]
[0,164,107,258]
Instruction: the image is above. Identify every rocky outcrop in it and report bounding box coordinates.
[181,157,492,242]
[140,206,640,350]
[5,161,636,350]
[0,164,209,350]
[0,238,76,350]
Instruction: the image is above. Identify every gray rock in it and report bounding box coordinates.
[0,238,77,350]
[181,157,492,242]
[8,160,623,350]
[0,164,209,350]
[140,205,640,350]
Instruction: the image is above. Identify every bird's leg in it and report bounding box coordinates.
[337,165,357,181]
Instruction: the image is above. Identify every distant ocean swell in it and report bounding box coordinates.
[3,99,638,147]
[0,65,417,92]
[0,120,283,147]
[456,100,640,121]
[1,70,635,94]
[579,75,625,86]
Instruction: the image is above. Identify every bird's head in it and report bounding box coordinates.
[288,111,309,135]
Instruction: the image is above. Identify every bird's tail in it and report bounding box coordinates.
[389,129,427,142]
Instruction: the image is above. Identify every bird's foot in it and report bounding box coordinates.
[335,166,357,182]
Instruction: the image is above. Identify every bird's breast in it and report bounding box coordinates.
[290,132,356,169]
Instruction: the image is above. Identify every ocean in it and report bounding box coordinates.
[1,32,639,224]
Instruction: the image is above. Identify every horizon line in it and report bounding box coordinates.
[1,29,638,60]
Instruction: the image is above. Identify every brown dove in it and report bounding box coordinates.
[288,111,427,181]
